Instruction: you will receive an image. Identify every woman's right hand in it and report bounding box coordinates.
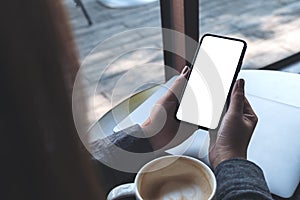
[209,79,258,169]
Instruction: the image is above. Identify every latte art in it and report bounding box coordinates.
[139,157,214,200]
[107,156,216,200]
[158,179,207,200]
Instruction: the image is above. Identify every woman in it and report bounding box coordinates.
[1,0,273,200]
[1,1,103,199]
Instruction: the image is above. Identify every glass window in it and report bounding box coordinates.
[64,0,164,123]
[200,0,300,69]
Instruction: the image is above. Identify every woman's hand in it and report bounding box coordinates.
[209,79,258,169]
[141,66,198,151]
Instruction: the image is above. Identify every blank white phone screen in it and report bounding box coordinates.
[176,35,245,129]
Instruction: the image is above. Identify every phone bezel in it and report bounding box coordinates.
[176,33,247,130]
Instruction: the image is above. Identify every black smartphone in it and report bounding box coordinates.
[176,33,247,130]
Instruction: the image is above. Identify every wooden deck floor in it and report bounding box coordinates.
[64,0,300,123]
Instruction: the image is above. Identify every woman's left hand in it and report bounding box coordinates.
[141,66,198,151]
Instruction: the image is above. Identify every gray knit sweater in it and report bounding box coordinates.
[92,125,274,199]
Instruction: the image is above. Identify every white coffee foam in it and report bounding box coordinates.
[138,157,213,200]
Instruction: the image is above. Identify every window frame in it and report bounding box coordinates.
[160,0,199,80]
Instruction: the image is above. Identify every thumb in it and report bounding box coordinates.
[228,79,245,114]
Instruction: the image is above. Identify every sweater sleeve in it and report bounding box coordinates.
[90,124,154,162]
[215,158,274,200]
[90,125,157,194]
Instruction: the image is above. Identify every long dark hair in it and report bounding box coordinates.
[0,1,104,199]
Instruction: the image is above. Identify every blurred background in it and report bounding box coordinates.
[64,0,300,124]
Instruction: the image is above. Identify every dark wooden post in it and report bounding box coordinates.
[160,0,199,80]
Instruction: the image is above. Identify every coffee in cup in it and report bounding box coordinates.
[107,155,216,200]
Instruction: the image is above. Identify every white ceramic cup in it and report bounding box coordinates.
[107,155,216,200]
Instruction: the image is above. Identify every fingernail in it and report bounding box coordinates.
[180,66,189,76]
[238,79,245,89]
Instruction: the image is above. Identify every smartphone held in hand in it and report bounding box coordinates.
[176,34,247,129]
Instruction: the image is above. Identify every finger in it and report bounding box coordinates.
[162,66,190,102]
[180,65,190,78]
[228,79,245,114]
[160,101,177,117]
